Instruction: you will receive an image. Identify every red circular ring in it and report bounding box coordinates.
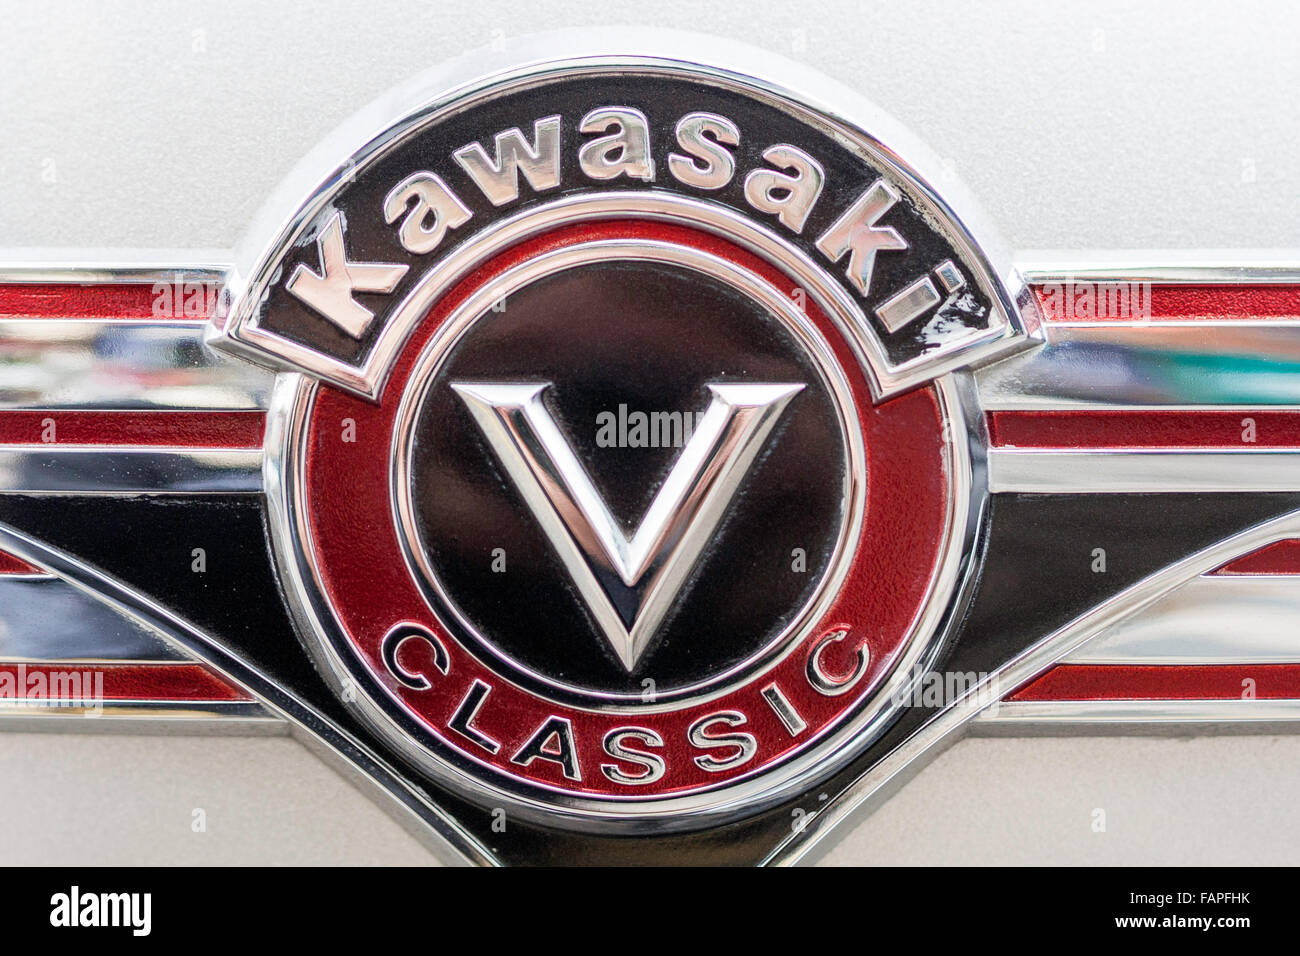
[299,219,951,798]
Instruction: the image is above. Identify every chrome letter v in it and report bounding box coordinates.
[451,381,803,671]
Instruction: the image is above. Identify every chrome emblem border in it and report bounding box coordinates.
[245,32,1005,826]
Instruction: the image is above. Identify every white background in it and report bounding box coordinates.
[1,0,1298,864]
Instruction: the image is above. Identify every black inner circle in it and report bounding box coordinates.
[407,259,849,698]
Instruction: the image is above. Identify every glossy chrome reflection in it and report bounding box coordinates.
[0,576,187,662]
[0,321,270,411]
[454,380,803,670]
[0,448,262,494]
[1017,253,1300,286]
[977,323,1300,410]
[1064,574,1300,665]
[452,114,563,206]
[976,699,1300,726]
[987,448,1300,494]
[667,112,740,190]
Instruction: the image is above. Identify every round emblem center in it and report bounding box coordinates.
[394,242,856,702]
